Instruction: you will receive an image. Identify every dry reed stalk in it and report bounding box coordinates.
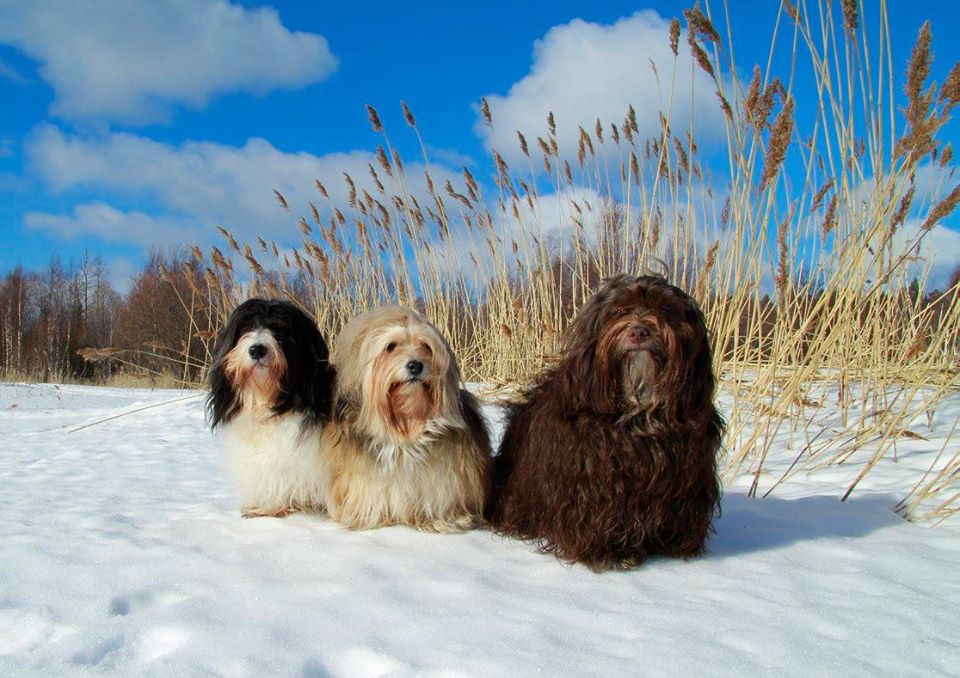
[175,0,960,523]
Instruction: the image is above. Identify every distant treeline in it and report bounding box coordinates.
[1,247,958,387]
[0,250,213,385]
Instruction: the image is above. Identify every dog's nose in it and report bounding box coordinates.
[628,326,650,342]
[248,344,268,360]
[406,359,424,376]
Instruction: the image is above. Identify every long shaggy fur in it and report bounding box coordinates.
[487,275,724,571]
[207,298,334,517]
[322,305,491,531]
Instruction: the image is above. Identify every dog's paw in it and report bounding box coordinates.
[419,514,478,533]
[582,552,647,573]
[240,506,296,519]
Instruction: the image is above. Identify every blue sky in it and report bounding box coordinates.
[1,1,958,290]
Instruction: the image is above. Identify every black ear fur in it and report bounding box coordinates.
[271,300,334,426]
[206,360,239,429]
[205,299,250,429]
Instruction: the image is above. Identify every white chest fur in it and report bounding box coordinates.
[220,410,326,514]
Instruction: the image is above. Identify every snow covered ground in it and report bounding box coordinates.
[1,382,957,676]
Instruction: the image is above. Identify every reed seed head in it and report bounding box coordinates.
[401,101,417,127]
[366,104,383,132]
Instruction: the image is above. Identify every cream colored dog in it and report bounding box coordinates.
[322,306,491,531]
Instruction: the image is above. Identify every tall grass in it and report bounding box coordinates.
[186,0,959,521]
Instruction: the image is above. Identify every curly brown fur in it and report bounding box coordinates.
[487,275,723,571]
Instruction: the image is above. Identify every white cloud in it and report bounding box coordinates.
[854,163,958,211]
[105,256,138,295]
[24,202,199,246]
[839,163,959,287]
[0,0,337,124]
[477,10,726,164]
[424,145,476,169]
[423,185,622,284]
[909,164,960,216]
[895,220,960,288]
[25,126,459,249]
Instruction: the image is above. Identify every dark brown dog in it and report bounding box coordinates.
[487,274,723,571]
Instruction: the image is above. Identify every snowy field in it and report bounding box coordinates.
[1,382,958,676]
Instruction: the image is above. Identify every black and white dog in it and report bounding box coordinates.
[207,299,334,518]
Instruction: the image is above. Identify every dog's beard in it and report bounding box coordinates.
[364,338,448,441]
[234,364,283,412]
[621,349,659,410]
[597,319,656,406]
[223,332,286,413]
[248,364,281,397]
[381,379,436,438]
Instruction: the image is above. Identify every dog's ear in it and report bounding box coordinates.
[439,338,463,406]
[209,303,245,372]
[330,315,374,397]
[206,361,238,428]
[267,304,317,419]
[205,303,249,428]
[646,284,722,432]
[459,389,492,456]
[302,315,334,423]
[557,279,630,414]
[563,287,610,354]
[293,327,334,425]
[677,311,718,427]
[312,360,335,423]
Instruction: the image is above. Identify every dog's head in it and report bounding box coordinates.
[332,306,463,441]
[206,298,333,428]
[562,274,715,420]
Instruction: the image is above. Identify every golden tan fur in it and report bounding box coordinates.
[322,306,491,531]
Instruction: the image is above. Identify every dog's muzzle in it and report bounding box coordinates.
[405,360,424,378]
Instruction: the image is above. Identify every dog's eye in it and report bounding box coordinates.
[385,342,397,353]
[420,343,433,356]
[612,308,627,318]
